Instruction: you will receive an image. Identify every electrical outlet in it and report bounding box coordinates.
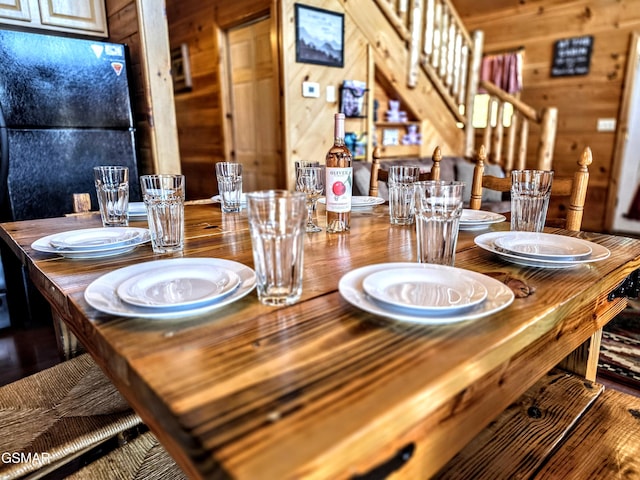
[597,118,616,132]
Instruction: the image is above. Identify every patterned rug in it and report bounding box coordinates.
[598,305,640,390]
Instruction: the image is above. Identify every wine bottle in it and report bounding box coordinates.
[325,113,353,233]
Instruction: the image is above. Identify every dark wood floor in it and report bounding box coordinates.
[0,324,63,386]
[1,321,639,398]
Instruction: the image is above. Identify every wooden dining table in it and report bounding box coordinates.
[1,200,639,479]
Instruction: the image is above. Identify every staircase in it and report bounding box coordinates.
[342,0,557,171]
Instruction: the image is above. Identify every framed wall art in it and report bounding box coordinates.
[295,4,344,68]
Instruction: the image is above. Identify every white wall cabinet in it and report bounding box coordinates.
[0,0,107,37]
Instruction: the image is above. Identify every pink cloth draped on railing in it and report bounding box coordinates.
[480,51,523,94]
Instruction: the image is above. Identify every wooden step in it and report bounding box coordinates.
[435,368,640,479]
[433,369,603,479]
[531,387,640,479]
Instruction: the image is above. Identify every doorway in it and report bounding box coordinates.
[225,16,284,192]
[608,32,640,234]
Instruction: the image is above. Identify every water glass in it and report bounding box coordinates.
[511,170,554,232]
[414,181,464,266]
[215,162,243,213]
[94,166,129,227]
[140,174,185,254]
[246,190,306,306]
[388,165,420,225]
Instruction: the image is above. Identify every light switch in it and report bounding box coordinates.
[302,81,320,98]
[326,85,336,102]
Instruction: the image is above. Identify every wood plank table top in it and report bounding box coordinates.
[1,202,639,479]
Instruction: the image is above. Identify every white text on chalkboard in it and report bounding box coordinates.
[551,35,594,77]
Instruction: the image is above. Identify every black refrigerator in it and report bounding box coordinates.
[0,29,142,329]
[0,28,141,222]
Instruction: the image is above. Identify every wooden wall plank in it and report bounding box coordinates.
[458,0,640,232]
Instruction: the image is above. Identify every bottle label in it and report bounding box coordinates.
[325,167,352,213]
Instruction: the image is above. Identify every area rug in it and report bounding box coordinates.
[598,305,640,390]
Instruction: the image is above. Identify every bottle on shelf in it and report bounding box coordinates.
[325,113,353,233]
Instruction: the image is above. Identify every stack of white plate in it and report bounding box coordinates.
[84,258,257,319]
[31,227,151,259]
[128,202,147,220]
[459,209,506,230]
[475,231,611,268]
[339,262,514,324]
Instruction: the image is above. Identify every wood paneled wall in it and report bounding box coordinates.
[457,0,640,232]
[104,0,154,177]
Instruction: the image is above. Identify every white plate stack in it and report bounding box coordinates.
[32,227,151,259]
[84,258,257,320]
[475,231,611,268]
[339,262,514,324]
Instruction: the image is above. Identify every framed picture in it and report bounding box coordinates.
[171,43,192,93]
[295,4,344,68]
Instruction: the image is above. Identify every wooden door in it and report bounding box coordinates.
[227,17,283,192]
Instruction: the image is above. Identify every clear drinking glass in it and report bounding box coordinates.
[215,162,243,213]
[414,181,465,266]
[246,190,307,306]
[388,165,420,225]
[94,166,129,227]
[140,174,185,254]
[296,166,324,232]
[510,170,554,232]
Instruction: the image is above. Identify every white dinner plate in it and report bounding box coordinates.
[128,202,147,219]
[493,232,592,260]
[339,263,514,325]
[459,209,507,230]
[116,265,241,309]
[32,228,150,259]
[362,267,487,313]
[49,227,145,250]
[318,196,385,209]
[475,232,611,268]
[85,258,256,319]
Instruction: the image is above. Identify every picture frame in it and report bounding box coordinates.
[295,4,344,68]
[171,43,192,93]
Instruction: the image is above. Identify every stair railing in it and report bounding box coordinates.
[373,0,557,169]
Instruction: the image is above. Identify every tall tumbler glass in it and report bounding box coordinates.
[140,174,185,254]
[510,170,554,232]
[94,166,129,227]
[215,162,243,213]
[388,165,420,225]
[246,190,306,306]
[414,181,464,266]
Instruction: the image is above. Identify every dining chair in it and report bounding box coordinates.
[368,145,442,198]
[469,144,592,231]
[0,353,142,479]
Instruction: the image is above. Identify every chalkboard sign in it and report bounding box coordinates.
[551,35,594,77]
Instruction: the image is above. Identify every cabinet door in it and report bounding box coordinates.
[0,0,33,22]
[38,0,107,36]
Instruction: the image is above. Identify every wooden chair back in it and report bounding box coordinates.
[369,146,442,197]
[469,145,592,231]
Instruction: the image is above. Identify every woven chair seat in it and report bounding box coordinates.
[68,431,186,480]
[0,353,142,479]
